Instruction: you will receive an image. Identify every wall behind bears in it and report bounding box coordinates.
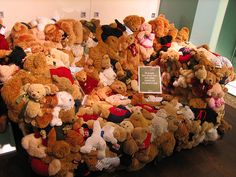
[1,0,160,35]
[1,0,91,34]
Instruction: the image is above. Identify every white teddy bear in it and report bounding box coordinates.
[80,120,106,159]
[50,91,74,126]
[99,67,117,86]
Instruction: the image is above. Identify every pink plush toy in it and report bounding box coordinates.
[137,23,155,60]
[0,64,19,82]
[208,97,225,109]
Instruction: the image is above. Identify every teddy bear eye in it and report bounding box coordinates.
[69,99,72,101]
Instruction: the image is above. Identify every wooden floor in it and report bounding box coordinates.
[0,105,236,177]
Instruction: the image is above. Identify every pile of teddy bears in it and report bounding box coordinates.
[0,14,235,177]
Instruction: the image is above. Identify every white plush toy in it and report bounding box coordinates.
[48,48,70,67]
[96,157,120,171]
[102,124,117,144]
[30,16,59,31]
[204,128,219,142]
[177,106,195,120]
[80,120,106,159]
[149,113,168,142]
[105,94,131,106]
[50,91,74,126]
[21,133,47,158]
[99,67,117,86]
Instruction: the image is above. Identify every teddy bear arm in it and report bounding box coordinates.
[48,159,61,176]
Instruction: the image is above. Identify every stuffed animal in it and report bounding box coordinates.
[128,109,149,128]
[30,16,58,31]
[137,23,155,60]
[0,19,9,50]
[50,91,75,126]
[21,133,47,158]
[110,80,127,95]
[80,120,107,159]
[99,67,117,86]
[194,64,207,84]
[56,19,83,46]
[105,94,131,106]
[0,64,19,82]
[123,15,145,32]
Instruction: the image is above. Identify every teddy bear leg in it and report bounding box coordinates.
[0,114,7,133]
[48,159,61,176]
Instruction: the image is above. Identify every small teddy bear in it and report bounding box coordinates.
[50,91,75,126]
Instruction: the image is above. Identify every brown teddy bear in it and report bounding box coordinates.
[56,19,83,46]
[128,109,149,128]
[123,15,145,33]
[175,27,190,43]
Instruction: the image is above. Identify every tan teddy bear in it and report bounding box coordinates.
[56,19,83,46]
[123,15,145,33]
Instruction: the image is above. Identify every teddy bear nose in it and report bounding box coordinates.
[32,93,36,97]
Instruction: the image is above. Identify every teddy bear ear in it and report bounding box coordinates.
[44,85,51,95]
[44,24,56,34]
[23,83,31,92]
[140,17,145,24]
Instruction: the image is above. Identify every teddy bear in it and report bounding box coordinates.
[110,80,127,95]
[21,133,47,158]
[206,83,225,111]
[149,14,170,38]
[99,67,117,86]
[46,48,70,68]
[205,71,218,86]
[175,27,190,43]
[118,34,140,79]
[194,64,207,83]
[0,18,9,50]
[128,109,149,128]
[30,16,58,31]
[192,49,215,72]
[189,98,207,109]
[46,128,82,177]
[75,69,99,95]
[80,120,107,159]
[0,64,19,83]
[123,15,145,33]
[105,94,131,106]
[23,52,51,78]
[137,23,155,60]
[56,19,83,46]
[149,112,168,142]
[50,91,75,126]
[44,23,64,44]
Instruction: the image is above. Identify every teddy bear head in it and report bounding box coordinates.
[205,71,217,86]
[189,98,207,109]
[123,15,145,32]
[131,127,150,147]
[120,120,134,134]
[101,54,111,69]
[75,70,87,82]
[175,27,189,43]
[23,52,50,76]
[22,83,51,101]
[21,133,47,158]
[139,22,152,34]
[110,80,127,95]
[44,24,64,43]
